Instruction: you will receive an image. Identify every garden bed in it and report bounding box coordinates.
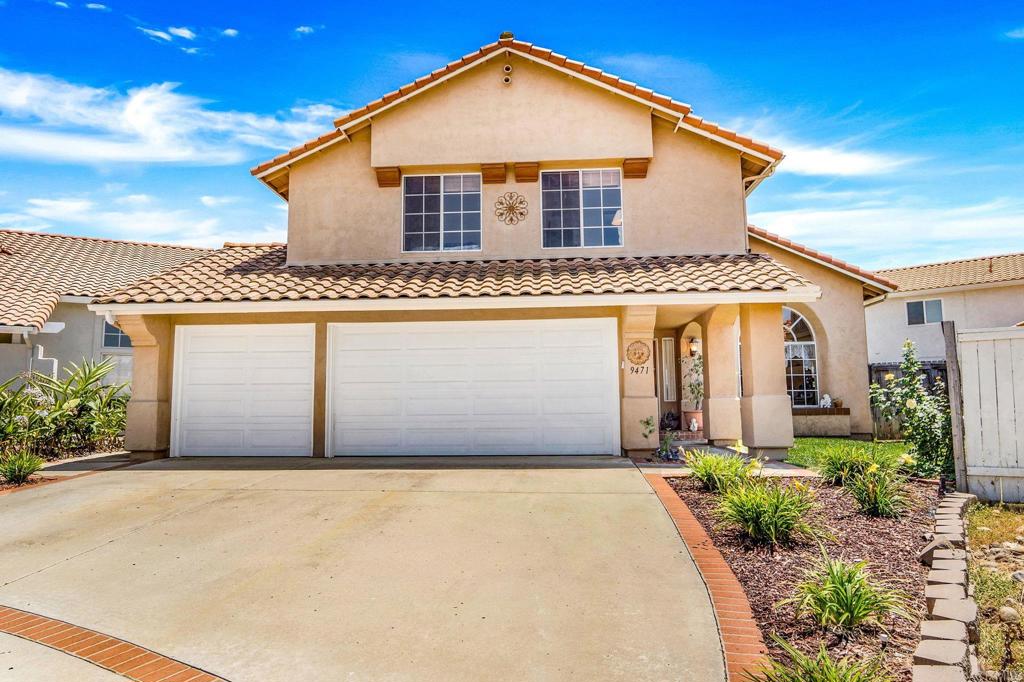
[0,474,57,494]
[667,475,936,680]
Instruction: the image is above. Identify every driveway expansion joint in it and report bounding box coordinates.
[0,605,227,681]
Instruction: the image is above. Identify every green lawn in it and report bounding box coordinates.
[786,437,909,469]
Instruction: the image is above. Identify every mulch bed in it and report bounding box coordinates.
[668,476,938,681]
[0,475,57,494]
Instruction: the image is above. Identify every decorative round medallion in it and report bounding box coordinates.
[626,341,651,366]
[494,192,529,225]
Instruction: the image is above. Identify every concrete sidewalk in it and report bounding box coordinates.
[0,456,726,681]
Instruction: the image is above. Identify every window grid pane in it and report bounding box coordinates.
[102,322,132,349]
[403,174,481,253]
[540,169,623,248]
[782,307,817,407]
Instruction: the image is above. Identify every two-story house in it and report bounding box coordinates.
[866,253,1024,384]
[90,34,895,460]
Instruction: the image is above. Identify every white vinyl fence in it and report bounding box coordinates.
[949,324,1024,501]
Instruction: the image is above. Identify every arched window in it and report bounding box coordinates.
[782,307,818,407]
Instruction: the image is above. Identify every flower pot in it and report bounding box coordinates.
[682,410,704,432]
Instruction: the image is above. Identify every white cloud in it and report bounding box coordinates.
[777,142,915,177]
[1006,27,1024,39]
[180,47,200,55]
[199,195,239,207]
[294,25,315,35]
[137,27,171,42]
[114,194,152,206]
[0,67,344,165]
[221,28,238,37]
[84,2,107,9]
[749,198,1024,268]
[168,26,196,40]
[53,1,69,8]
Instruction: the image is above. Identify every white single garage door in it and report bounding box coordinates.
[328,318,620,456]
[172,324,315,456]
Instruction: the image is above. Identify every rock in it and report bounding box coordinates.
[1013,571,1024,583]
[985,671,1000,681]
[913,639,967,665]
[999,606,1021,623]
[912,665,967,682]
[1002,541,1024,553]
[976,525,992,531]
[920,538,956,565]
[932,559,968,571]
[927,569,967,585]
[930,598,979,624]
[923,531,935,541]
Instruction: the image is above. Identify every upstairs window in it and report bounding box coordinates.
[403,174,481,252]
[102,321,132,349]
[541,169,623,248]
[906,299,943,325]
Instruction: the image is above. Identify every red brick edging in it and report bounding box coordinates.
[0,605,226,682]
[644,474,769,680]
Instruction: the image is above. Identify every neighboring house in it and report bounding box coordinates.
[90,34,894,460]
[0,230,208,384]
[865,252,1024,384]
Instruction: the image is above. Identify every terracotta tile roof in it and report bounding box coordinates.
[0,230,210,330]
[877,252,1024,292]
[250,35,783,177]
[747,225,897,293]
[95,245,813,305]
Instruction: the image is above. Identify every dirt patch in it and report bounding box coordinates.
[668,476,937,681]
[0,475,58,494]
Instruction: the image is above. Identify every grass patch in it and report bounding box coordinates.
[786,438,908,470]
[967,504,1024,549]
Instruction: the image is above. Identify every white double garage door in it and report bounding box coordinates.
[171,319,621,457]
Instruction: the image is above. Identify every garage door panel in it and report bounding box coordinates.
[173,324,314,457]
[329,319,619,456]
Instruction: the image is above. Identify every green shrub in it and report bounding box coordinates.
[744,636,890,682]
[716,479,820,545]
[0,359,127,460]
[846,467,908,518]
[815,442,897,485]
[781,548,910,630]
[685,450,758,492]
[0,452,44,485]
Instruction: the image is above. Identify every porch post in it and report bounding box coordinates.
[620,305,659,455]
[700,304,742,446]
[739,303,794,460]
[117,314,173,460]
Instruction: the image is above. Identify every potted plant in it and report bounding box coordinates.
[683,354,704,432]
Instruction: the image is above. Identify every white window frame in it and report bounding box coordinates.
[400,172,483,254]
[906,299,943,326]
[659,337,677,402]
[539,167,625,249]
[782,307,819,408]
[98,319,132,352]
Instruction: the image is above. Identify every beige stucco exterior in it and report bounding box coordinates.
[866,282,1024,364]
[99,43,886,460]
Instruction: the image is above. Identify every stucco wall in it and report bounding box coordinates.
[749,238,873,436]
[866,283,1024,364]
[285,68,748,264]
[0,303,132,383]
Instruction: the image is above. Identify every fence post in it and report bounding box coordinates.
[942,320,968,492]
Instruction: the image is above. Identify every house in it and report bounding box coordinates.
[0,230,208,384]
[88,34,894,460]
[865,252,1024,383]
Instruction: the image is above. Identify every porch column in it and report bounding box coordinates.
[620,305,658,454]
[117,314,172,460]
[700,304,742,446]
[739,303,794,460]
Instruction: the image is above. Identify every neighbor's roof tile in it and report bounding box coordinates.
[95,245,813,305]
[877,253,1024,292]
[0,230,209,330]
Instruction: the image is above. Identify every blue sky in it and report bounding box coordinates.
[0,0,1021,268]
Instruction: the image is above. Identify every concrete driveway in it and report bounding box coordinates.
[0,457,725,681]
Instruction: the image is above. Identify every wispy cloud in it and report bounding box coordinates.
[750,197,1024,268]
[180,47,200,56]
[294,25,321,37]
[1006,27,1024,39]
[113,193,152,206]
[199,195,239,207]
[84,2,107,10]
[776,141,915,176]
[0,67,344,165]
[52,1,69,8]
[168,26,196,40]
[221,28,238,37]
[137,27,171,42]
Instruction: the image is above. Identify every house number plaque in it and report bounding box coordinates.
[626,340,651,374]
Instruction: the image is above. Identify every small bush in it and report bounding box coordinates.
[744,636,890,682]
[846,466,908,518]
[0,452,44,485]
[685,450,758,492]
[816,442,896,486]
[782,549,910,631]
[717,479,820,546]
